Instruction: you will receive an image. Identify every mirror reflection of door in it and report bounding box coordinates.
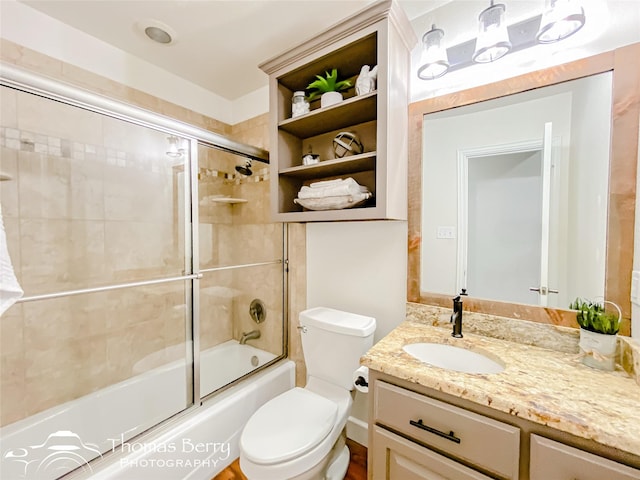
[421,72,612,308]
[464,147,545,305]
[461,123,556,307]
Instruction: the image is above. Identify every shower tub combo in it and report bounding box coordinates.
[0,342,286,480]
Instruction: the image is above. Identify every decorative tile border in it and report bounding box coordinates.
[198,166,269,184]
[0,126,176,175]
[1,126,269,183]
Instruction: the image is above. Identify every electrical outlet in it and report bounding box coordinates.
[631,270,640,306]
[436,226,456,239]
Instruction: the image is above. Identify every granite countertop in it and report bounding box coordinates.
[361,306,640,458]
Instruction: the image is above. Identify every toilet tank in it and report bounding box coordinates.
[300,307,376,390]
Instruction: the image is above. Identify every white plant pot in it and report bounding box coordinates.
[320,91,343,108]
[579,328,617,371]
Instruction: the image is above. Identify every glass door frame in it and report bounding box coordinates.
[0,62,285,452]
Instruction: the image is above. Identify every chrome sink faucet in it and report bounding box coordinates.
[451,295,463,338]
[240,329,261,344]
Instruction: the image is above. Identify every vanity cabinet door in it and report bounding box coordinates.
[372,426,493,480]
[530,435,640,480]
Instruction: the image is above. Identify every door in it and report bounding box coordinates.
[460,123,556,306]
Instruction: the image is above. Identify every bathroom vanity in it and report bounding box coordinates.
[362,312,640,479]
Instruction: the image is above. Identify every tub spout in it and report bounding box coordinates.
[240,329,260,345]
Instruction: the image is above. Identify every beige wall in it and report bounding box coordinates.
[0,43,290,426]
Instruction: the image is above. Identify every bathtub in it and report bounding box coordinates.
[0,342,288,480]
[131,339,278,397]
[199,340,278,396]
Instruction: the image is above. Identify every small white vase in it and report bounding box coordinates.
[320,91,343,108]
[579,328,617,371]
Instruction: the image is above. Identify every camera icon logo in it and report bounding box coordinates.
[3,430,102,479]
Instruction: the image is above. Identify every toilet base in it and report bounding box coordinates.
[325,445,349,480]
[240,430,350,480]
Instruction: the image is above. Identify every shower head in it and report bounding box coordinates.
[235,160,253,176]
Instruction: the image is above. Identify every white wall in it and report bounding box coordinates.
[306,221,408,342]
[306,220,407,445]
[567,73,612,307]
[0,0,268,125]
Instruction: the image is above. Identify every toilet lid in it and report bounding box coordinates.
[241,387,338,465]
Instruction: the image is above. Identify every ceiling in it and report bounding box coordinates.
[20,0,448,101]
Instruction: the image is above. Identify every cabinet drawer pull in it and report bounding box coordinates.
[409,419,461,444]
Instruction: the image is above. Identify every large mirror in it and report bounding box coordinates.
[407,44,640,336]
[421,73,612,310]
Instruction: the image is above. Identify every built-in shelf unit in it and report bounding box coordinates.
[259,0,416,222]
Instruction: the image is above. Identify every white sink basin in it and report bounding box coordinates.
[402,342,505,374]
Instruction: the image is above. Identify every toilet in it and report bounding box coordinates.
[239,306,376,480]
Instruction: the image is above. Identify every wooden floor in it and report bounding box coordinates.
[212,438,367,480]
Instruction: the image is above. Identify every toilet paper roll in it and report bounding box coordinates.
[353,366,369,393]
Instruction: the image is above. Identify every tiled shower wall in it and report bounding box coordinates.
[197,141,285,358]
[0,41,290,426]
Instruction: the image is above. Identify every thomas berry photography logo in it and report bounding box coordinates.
[2,430,102,479]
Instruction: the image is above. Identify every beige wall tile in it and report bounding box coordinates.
[230,114,268,145]
[0,39,62,78]
[104,220,178,274]
[287,223,307,387]
[18,151,72,220]
[0,352,27,424]
[70,158,105,220]
[17,93,103,146]
[0,308,24,356]
[199,270,235,350]
[69,220,107,285]
[19,218,74,293]
[22,296,108,349]
[61,62,129,100]
[0,86,18,129]
[231,264,284,357]
[0,379,26,426]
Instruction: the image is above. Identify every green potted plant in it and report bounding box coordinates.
[569,297,621,371]
[306,68,352,108]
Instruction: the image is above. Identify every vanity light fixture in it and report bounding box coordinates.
[417,25,450,80]
[536,0,586,44]
[417,0,586,80]
[472,1,512,63]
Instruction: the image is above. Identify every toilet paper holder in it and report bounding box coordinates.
[354,376,368,388]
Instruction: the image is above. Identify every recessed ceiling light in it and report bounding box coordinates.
[145,26,172,44]
[136,19,177,46]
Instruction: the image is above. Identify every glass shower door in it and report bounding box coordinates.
[197,144,285,399]
[0,86,194,479]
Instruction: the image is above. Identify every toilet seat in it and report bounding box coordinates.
[240,387,338,465]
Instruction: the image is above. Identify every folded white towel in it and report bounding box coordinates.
[298,178,369,199]
[309,179,344,188]
[0,206,22,316]
[295,192,372,211]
